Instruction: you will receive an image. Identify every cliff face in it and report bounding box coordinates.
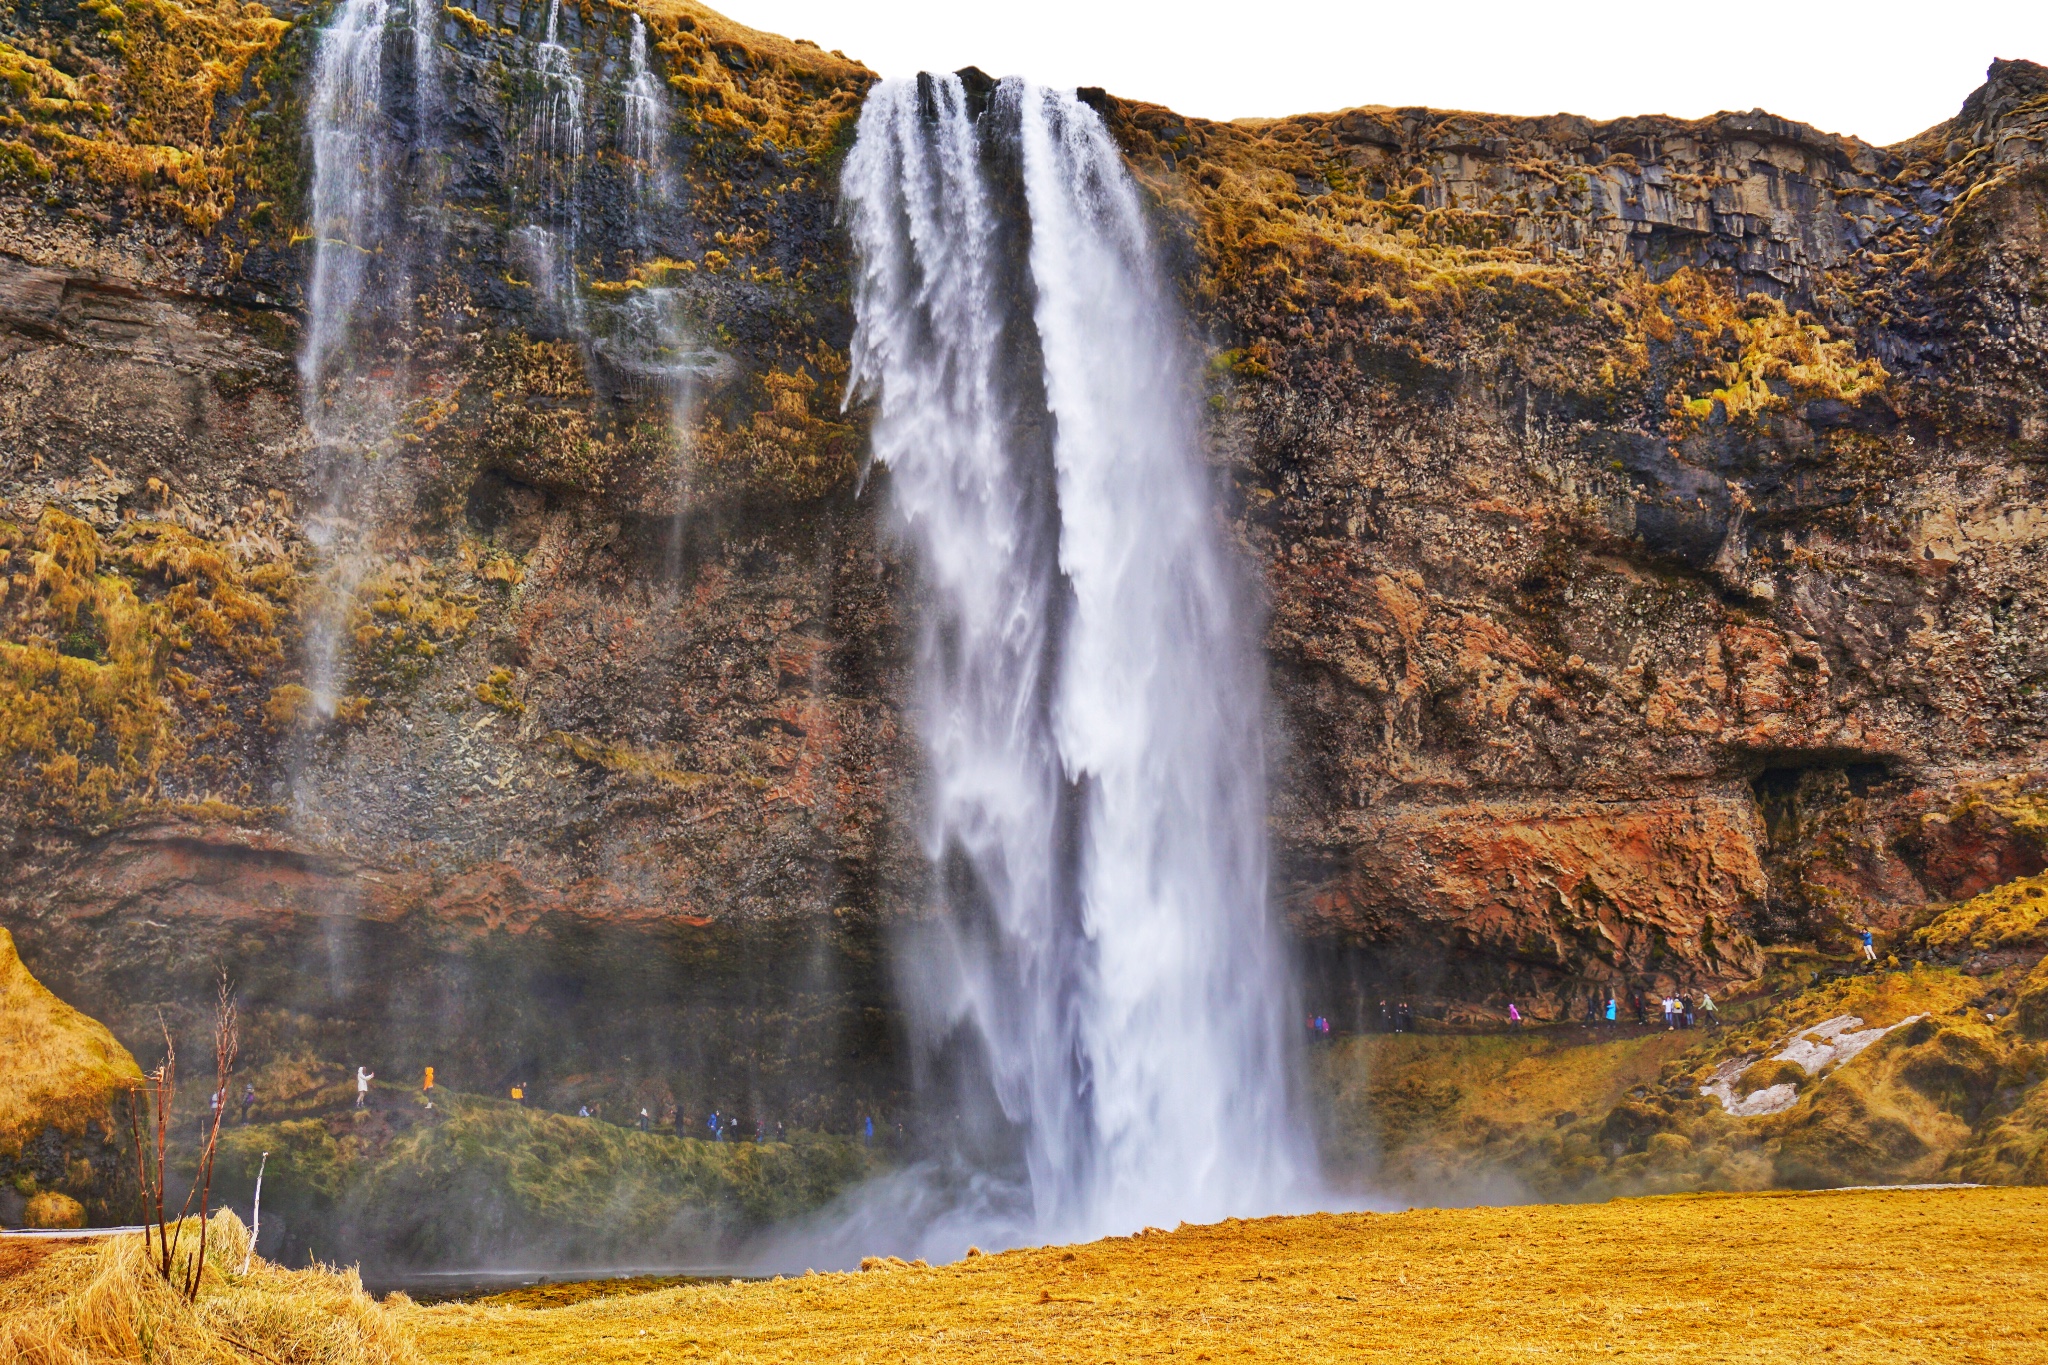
[1096,66,2048,1013]
[0,0,2043,1114]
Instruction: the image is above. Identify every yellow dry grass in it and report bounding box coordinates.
[0,1211,419,1365]
[0,927,140,1158]
[409,1187,2048,1365]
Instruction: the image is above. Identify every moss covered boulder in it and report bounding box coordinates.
[0,926,141,1224]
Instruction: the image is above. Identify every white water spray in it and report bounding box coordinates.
[841,74,1313,1250]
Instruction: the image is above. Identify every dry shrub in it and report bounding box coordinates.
[0,1211,419,1365]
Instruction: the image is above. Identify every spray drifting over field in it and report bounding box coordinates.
[837,73,1314,1253]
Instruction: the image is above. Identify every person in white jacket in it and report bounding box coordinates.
[356,1066,375,1109]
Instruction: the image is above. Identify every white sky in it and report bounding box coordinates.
[722,0,2048,147]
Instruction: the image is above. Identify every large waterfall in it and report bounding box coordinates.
[841,74,1314,1248]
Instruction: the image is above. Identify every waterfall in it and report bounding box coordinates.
[841,74,1314,1248]
[299,0,408,723]
[296,0,439,727]
[300,0,392,436]
[412,0,440,135]
[621,14,671,221]
[522,0,587,318]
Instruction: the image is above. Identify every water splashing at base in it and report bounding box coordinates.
[831,74,1318,1255]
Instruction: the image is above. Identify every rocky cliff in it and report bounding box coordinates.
[0,0,2044,1127]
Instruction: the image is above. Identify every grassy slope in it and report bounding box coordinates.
[0,926,141,1158]
[209,1091,873,1267]
[408,1187,2048,1364]
[1318,956,2048,1200]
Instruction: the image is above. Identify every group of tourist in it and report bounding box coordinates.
[196,1082,263,1139]
[1372,1001,1418,1033]
[1575,991,1720,1029]
[1330,990,1724,1036]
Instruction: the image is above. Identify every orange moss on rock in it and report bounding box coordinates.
[0,504,294,827]
[0,0,289,230]
[634,0,871,161]
[1916,872,2048,955]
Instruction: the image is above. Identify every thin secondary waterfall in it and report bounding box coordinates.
[621,14,671,222]
[842,74,1312,1246]
[300,0,392,438]
[521,0,587,319]
[297,0,440,728]
[411,0,439,132]
[300,0,408,722]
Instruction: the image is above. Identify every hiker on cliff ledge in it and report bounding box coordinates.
[1862,927,1878,962]
[356,1066,374,1108]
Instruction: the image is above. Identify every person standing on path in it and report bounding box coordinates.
[1605,997,1617,1027]
[863,1114,874,1147]
[1700,991,1720,1029]
[240,1082,256,1125]
[1508,1002,1522,1028]
[356,1066,374,1108]
[1661,997,1675,1029]
[1862,928,1878,962]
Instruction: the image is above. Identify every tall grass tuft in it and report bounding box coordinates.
[0,1211,419,1365]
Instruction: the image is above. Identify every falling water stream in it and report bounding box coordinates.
[300,0,393,440]
[622,15,672,225]
[518,0,588,321]
[837,74,1315,1251]
[299,0,408,724]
